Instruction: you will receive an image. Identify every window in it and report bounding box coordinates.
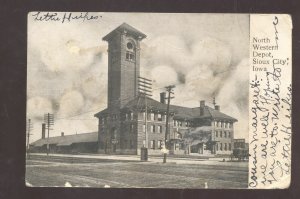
[130,112,134,120]
[150,113,155,121]
[225,143,227,151]
[224,131,227,138]
[130,124,134,133]
[147,113,151,120]
[173,120,177,126]
[220,131,223,138]
[143,140,146,147]
[126,52,135,61]
[142,125,146,133]
[220,143,223,151]
[111,127,117,139]
[216,143,219,151]
[150,140,155,149]
[216,131,218,137]
[158,125,162,133]
[229,143,232,151]
[228,132,231,138]
[179,121,182,127]
[142,112,146,120]
[157,140,162,149]
[151,125,155,133]
[185,122,188,127]
[158,114,162,121]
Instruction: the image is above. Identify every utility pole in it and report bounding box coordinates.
[44,113,54,156]
[26,119,33,159]
[163,85,175,163]
[213,97,217,107]
[138,76,152,149]
[212,96,216,107]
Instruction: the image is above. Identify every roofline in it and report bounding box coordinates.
[32,131,98,142]
[102,23,147,41]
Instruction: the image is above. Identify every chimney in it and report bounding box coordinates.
[42,123,46,139]
[160,92,166,104]
[61,132,64,136]
[215,105,220,111]
[200,100,205,116]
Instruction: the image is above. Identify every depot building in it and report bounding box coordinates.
[94,23,238,156]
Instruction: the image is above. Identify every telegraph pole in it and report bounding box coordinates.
[163,85,175,163]
[44,113,54,156]
[212,96,217,107]
[138,76,152,149]
[26,119,33,159]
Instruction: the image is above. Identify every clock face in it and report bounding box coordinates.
[127,42,133,50]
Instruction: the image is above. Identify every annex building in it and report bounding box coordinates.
[94,23,238,156]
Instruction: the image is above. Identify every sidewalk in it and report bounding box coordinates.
[29,153,248,168]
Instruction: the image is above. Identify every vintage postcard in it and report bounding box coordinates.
[25,12,292,189]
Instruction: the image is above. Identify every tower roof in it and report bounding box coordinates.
[102,23,147,41]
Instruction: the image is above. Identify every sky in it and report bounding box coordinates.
[27,12,250,143]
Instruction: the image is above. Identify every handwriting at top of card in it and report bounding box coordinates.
[249,14,292,189]
[30,12,102,23]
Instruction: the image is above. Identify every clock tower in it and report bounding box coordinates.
[103,23,146,109]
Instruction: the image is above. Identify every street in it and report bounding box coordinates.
[26,154,248,189]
